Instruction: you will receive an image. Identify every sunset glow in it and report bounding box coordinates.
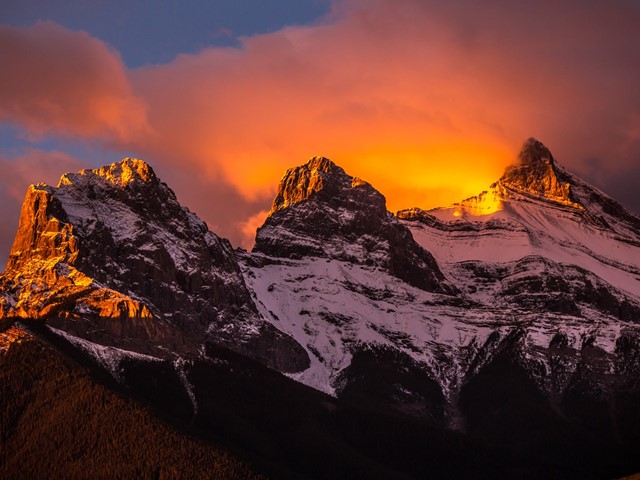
[1,0,640,256]
[4,3,640,477]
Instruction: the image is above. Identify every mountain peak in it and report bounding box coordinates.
[305,155,340,174]
[58,158,157,189]
[255,157,454,294]
[498,138,573,204]
[517,137,555,167]
[3,156,309,371]
[269,156,379,215]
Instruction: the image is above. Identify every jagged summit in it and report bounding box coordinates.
[498,138,573,204]
[269,155,383,215]
[255,156,453,294]
[1,158,308,371]
[400,138,584,222]
[305,155,339,173]
[398,137,640,312]
[59,158,157,189]
[516,137,555,167]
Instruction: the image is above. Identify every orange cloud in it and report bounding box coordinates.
[238,209,270,250]
[0,21,149,141]
[130,0,640,218]
[131,3,522,211]
[0,148,87,202]
[2,0,640,252]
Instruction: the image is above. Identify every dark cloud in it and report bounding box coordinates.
[579,159,640,215]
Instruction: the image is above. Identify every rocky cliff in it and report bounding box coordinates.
[253,156,454,294]
[499,137,575,204]
[0,159,308,371]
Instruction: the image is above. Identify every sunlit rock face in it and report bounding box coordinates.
[0,325,32,353]
[0,159,308,371]
[499,137,575,205]
[254,156,455,294]
[268,156,387,216]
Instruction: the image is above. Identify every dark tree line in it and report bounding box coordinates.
[0,334,265,480]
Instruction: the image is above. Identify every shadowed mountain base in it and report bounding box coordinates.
[0,327,265,480]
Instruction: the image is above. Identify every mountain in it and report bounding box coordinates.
[245,140,640,400]
[253,156,453,293]
[242,139,640,474]
[3,139,640,478]
[0,159,308,371]
[399,138,640,323]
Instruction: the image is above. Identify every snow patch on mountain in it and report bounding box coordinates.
[48,325,161,380]
[174,357,198,417]
[241,252,633,400]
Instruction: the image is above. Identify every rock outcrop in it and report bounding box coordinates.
[499,137,575,204]
[0,159,308,371]
[254,156,454,294]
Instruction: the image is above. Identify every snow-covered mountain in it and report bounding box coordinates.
[253,156,454,294]
[240,140,640,429]
[0,158,307,371]
[3,139,640,477]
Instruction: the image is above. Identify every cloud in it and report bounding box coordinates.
[237,209,270,250]
[0,21,149,141]
[150,162,269,248]
[129,0,640,215]
[131,1,518,210]
[2,1,640,253]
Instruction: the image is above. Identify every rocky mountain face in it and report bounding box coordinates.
[4,139,640,478]
[253,156,453,293]
[499,137,574,204]
[242,139,640,460]
[0,159,307,371]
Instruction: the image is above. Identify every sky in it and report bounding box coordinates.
[1,0,640,266]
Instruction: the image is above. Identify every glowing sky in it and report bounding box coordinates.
[1,0,640,265]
